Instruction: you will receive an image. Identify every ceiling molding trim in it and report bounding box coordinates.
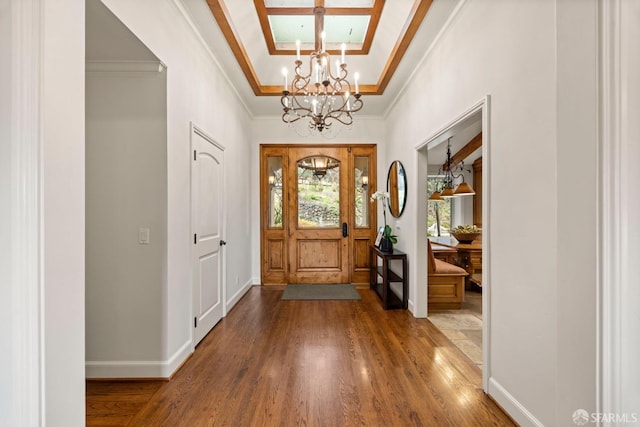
[384,0,468,119]
[206,0,432,96]
[206,0,263,96]
[257,1,385,56]
[172,0,254,117]
[251,112,385,121]
[360,0,385,54]
[375,0,433,93]
[86,60,166,73]
[254,0,276,55]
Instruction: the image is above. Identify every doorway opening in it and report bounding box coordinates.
[85,0,171,379]
[416,97,490,390]
[260,144,377,285]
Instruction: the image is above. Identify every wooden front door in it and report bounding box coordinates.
[288,146,349,283]
[261,145,377,285]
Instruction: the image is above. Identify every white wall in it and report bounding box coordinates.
[0,1,86,424]
[0,0,10,286]
[385,1,598,425]
[98,0,253,374]
[42,0,86,424]
[86,69,168,371]
[555,1,598,424]
[0,0,15,422]
[619,0,640,416]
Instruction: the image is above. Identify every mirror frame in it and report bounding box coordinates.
[387,160,407,218]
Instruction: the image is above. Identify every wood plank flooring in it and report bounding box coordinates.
[87,286,515,426]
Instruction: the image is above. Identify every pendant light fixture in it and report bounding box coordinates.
[429,137,475,200]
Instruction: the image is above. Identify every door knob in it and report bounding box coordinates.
[220,240,227,246]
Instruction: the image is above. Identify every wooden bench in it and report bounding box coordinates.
[428,240,468,310]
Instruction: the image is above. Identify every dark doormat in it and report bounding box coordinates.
[281,284,361,300]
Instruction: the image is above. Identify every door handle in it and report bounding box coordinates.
[342,223,348,238]
[220,240,227,246]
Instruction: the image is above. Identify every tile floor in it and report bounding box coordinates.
[428,287,483,368]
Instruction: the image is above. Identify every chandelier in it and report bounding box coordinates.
[429,138,475,201]
[280,32,363,132]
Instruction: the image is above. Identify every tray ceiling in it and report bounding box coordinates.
[178,0,460,116]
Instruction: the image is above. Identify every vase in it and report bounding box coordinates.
[380,237,393,253]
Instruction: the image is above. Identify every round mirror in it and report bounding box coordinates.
[387,161,407,218]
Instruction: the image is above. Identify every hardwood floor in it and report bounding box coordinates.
[87,286,515,426]
[86,381,165,426]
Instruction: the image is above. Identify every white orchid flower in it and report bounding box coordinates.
[370,191,390,203]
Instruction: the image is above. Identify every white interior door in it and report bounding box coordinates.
[192,126,224,346]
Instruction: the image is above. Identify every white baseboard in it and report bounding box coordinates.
[86,339,192,379]
[226,278,254,311]
[488,377,544,427]
[251,276,261,285]
[407,299,417,316]
[86,281,255,379]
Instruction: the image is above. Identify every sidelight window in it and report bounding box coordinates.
[267,156,284,228]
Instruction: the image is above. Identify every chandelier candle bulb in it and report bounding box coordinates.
[322,57,327,80]
[282,67,288,91]
[345,91,350,110]
[296,40,301,60]
[354,72,360,94]
[341,43,346,64]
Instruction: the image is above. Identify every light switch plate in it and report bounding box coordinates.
[139,227,150,244]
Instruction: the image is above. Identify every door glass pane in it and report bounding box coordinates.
[354,156,369,227]
[297,156,340,228]
[268,157,283,228]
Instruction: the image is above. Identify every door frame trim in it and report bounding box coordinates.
[259,144,377,285]
[414,95,491,392]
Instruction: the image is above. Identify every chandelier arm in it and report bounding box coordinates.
[289,94,311,111]
[282,111,303,124]
[292,75,311,92]
[326,61,348,83]
[347,98,364,113]
[323,112,353,126]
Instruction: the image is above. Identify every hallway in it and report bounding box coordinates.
[87,286,514,426]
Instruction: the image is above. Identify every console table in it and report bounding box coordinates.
[369,246,408,309]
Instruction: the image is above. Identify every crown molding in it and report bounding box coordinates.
[172,0,254,118]
[384,0,467,119]
[85,60,166,73]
